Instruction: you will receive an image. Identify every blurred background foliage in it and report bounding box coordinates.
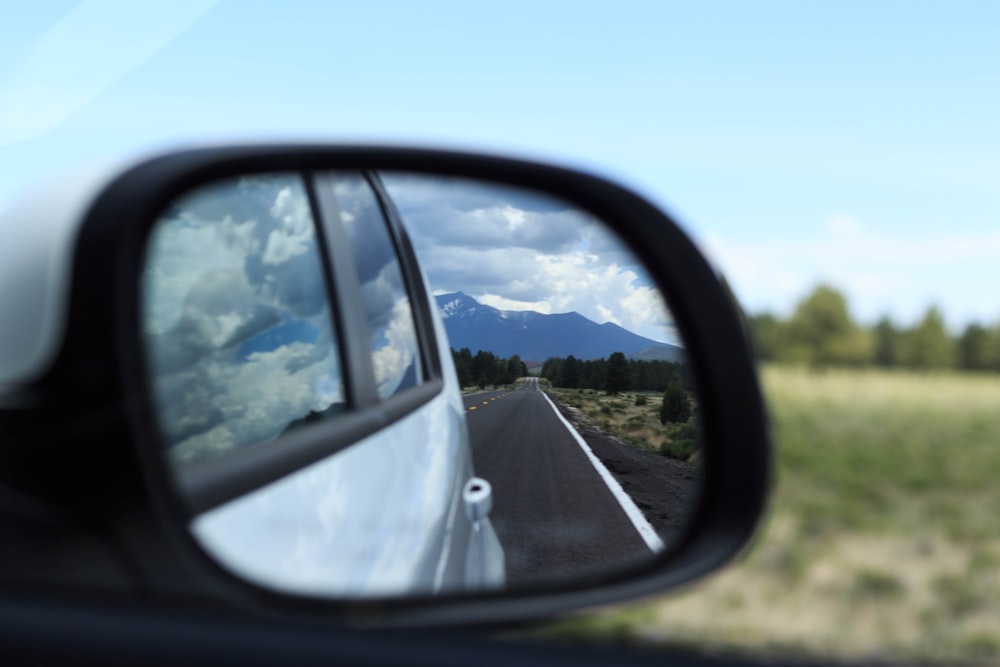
[751,284,976,372]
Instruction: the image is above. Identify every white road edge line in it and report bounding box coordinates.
[538,390,665,553]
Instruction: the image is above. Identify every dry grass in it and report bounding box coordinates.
[546,387,667,451]
[545,385,699,461]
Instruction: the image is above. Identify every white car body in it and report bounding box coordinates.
[190,276,506,597]
[0,159,505,598]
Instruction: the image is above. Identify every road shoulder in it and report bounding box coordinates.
[543,392,701,545]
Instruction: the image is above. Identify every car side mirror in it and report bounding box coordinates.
[0,145,769,627]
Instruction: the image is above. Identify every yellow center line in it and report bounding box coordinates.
[468,406,477,411]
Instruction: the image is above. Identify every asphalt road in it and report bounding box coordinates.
[462,379,654,581]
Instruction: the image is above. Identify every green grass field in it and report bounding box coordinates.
[531,366,1000,664]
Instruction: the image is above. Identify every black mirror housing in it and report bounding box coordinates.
[0,145,769,627]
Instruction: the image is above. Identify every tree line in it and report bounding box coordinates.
[542,353,693,425]
[454,347,694,431]
[540,353,691,394]
[751,284,999,371]
[451,345,694,396]
[452,348,528,389]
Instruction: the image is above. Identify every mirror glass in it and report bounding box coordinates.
[140,169,702,599]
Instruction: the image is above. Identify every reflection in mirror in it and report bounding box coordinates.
[140,170,701,600]
[142,174,345,465]
[332,172,423,398]
[382,174,701,581]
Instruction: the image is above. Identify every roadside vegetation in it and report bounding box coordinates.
[529,280,1000,665]
[540,352,698,461]
[455,346,699,460]
[545,387,692,459]
[545,384,698,462]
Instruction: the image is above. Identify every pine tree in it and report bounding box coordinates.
[605,351,630,395]
[660,376,691,424]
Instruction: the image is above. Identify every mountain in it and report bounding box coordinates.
[629,346,685,362]
[435,292,684,362]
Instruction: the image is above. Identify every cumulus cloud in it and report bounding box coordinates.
[383,174,601,254]
[382,174,680,345]
[371,298,420,399]
[262,186,314,265]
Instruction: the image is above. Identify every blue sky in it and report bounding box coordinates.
[2,1,998,331]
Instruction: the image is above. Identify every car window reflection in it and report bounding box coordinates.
[142,174,345,465]
[331,172,422,399]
